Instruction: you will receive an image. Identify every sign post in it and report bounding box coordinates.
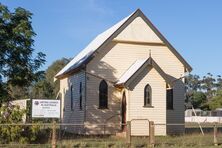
[52,120,57,148]
[32,99,60,148]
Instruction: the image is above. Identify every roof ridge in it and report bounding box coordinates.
[55,9,138,79]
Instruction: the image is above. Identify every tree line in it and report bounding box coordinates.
[185,73,222,110]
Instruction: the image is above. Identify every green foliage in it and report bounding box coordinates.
[191,91,207,109]
[31,79,54,99]
[186,74,201,92]
[9,85,29,100]
[45,58,70,97]
[201,73,216,99]
[216,75,222,90]
[0,3,45,102]
[186,73,222,110]
[0,103,41,144]
[0,81,8,101]
[31,58,70,99]
[208,90,222,110]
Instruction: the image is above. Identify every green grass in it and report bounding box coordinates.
[1,133,221,147]
[155,134,220,148]
[58,134,222,148]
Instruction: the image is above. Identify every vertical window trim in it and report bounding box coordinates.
[99,80,108,109]
[144,84,153,107]
[70,85,74,111]
[167,88,174,110]
[79,82,82,110]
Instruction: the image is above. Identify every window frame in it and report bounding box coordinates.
[144,84,153,107]
[167,88,174,110]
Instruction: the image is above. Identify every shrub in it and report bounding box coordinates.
[0,103,41,144]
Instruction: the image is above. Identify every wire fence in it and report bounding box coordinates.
[0,122,222,147]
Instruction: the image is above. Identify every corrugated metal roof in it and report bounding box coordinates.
[115,57,173,87]
[55,11,135,78]
[116,59,147,85]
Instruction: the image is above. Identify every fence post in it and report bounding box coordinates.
[126,121,131,145]
[149,121,155,147]
[214,123,218,146]
[52,120,57,148]
[103,123,106,135]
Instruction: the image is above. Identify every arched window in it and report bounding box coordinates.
[99,80,108,109]
[144,84,152,106]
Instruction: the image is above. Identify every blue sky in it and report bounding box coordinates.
[1,0,222,76]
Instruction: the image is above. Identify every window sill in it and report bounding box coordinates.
[143,105,154,108]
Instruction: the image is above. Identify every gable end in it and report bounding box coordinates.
[55,9,192,80]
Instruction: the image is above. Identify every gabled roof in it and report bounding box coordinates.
[55,9,192,79]
[116,59,147,85]
[115,57,172,87]
[55,11,135,79]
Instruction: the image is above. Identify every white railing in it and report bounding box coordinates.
[185,116,222,123]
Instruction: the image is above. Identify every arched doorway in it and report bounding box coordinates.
[121,91,127,131]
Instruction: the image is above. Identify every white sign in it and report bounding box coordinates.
[32,99,60,118]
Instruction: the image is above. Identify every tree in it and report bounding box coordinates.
[208,90,222,110]
[185,74,201,92]
[185,73,222,110]
[191,91,207,109]
[0,3,45,102]
[45,58,70,98]
[30,80,54,99]
[185,74,202,107]
[201,73,216,99]
[31,58,70,99]
[216,75,222,90]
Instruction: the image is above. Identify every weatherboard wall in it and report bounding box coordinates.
[115,16,163,43]
[60,71,86,133]
[84,72,122,134]
[128,66,166,136]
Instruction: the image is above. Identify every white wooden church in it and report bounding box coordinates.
[55,9,192,136]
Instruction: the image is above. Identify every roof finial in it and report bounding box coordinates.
[149,49,151,57]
